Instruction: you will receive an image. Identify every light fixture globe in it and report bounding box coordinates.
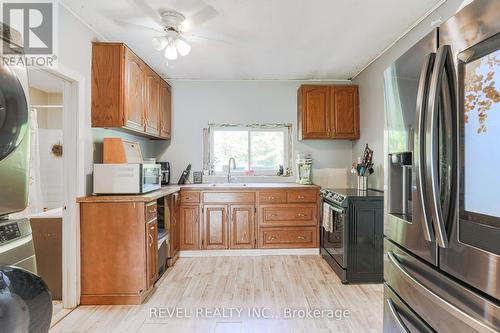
[152,36,167,51]
[164,43,178,60]
[176,38,191,56]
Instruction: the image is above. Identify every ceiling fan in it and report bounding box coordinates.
[120,0,221,61]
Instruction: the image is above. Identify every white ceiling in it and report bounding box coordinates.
[61,0,444,80]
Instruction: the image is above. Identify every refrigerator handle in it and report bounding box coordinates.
[386,299,411,333]
[415,52,436,242]
[426,45,458,249]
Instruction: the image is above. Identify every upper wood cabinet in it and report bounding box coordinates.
[159,80,171,139]
[298,85,359,140]
[92,42,171,140]
[144,68,160,136]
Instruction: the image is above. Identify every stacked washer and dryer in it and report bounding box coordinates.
[0,24,53,333]
[0,23,36,274]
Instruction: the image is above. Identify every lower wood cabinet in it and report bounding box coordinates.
[202,205,229,249]
[146,218,158,288]
[179,205,200,250]
[230,205,255,249]
[79,200,158,305]
[177,188,319,251]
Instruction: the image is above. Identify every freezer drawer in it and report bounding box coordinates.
[384,239,499,333]
[384,284,434,333]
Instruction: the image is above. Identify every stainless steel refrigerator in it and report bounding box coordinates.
[383,0,499,331]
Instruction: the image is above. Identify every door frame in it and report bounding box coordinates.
[37,64,85,308]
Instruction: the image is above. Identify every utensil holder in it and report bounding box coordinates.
[357,176,368,191]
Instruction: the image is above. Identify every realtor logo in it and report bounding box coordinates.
[2,2,53,54]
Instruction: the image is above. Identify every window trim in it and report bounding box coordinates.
[204,123,293,176]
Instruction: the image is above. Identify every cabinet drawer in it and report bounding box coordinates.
[180,191,200,204]
[258,191,287,204]
[145,202,157,222]
[203,192,255,203]
[287,190,318,203]
[260,205,317,226]
[260,227,317,248]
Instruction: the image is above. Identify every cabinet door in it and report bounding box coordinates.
[179,205,199,250]
[159,81,171,139]
[171,193,181,255]
[124,49,145,131]
[299,85,331,139]
[146,219,158,288]
[145,70,160,135]
[331,86,359,139]
[349,199,384,280]
[202,205,228,249]
[230,205,255,249]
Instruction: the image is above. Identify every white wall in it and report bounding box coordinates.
[352,0,465,190]
[156,80,354,183]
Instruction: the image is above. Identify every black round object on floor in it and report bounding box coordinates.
[0,265,52,333]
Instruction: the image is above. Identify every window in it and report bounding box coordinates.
[205,124,292,176]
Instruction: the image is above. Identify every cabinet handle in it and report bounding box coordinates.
[297,236,306,240]
[297,196,305,199]
[297,213,306,217]
[269,213,278,217]
[269,236,277,241]
[269,196,276,200]
[150,225,155,230]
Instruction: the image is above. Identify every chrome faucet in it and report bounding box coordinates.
[227,157,236,183]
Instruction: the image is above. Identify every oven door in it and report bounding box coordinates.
[321,200,347,268]
[437,3,500,301]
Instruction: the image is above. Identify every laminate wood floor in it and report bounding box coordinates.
[51,256,383,333]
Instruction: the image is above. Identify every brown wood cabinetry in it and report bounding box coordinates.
[91,42,171,139]
[230,205,255,249]
[144,68,160,136]
[168,192,181,261]
[159,80,171,139]
[202,205,229,249]
[298,85,359,140]
[177,187,319,251]
[79,201,158,305]
[146,217,158,288]
[179,205,200,250]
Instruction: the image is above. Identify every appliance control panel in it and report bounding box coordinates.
[0,222,21,244]
[320,189,346,206]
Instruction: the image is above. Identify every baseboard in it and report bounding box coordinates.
[179,248,320,257]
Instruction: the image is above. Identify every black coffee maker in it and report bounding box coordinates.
[159,162,170,185]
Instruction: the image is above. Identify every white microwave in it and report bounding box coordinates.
[93,164,161,194]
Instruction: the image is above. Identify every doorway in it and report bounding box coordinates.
[25,66,84,326]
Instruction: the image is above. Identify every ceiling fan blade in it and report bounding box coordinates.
[114,19,163,34]
[185,4,218,27]
[183,31,232,45]
[128,0,163,26]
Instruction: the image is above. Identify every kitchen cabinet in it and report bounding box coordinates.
[202,205,229,249]
[168,192,180,263]
[79,200,159,305]
[179,205,200,250]
[230,205,255,249]
[298,85,359,140]
[146,217,158,288]
[144,68,160,136]
[347,198,384,283]
[91,42,171,139]
[159,80,171,139]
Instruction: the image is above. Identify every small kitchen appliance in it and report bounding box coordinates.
[296,152,312,185]
[93,163,161,194]
[160,162,170,185]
